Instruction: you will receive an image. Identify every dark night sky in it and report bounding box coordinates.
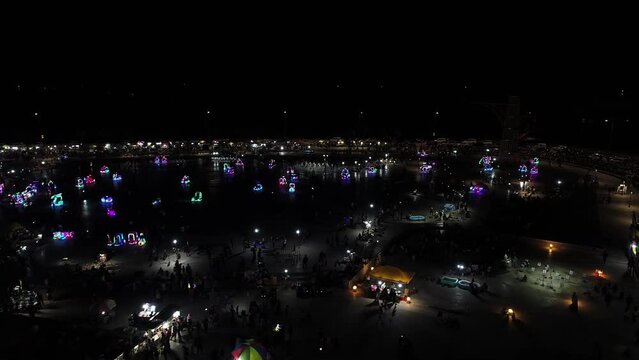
[4,25,638,151]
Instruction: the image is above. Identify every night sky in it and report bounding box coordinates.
[4,35,637,151]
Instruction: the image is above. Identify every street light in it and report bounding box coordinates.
[369,203,374,208]
[254,228,260,234]
[173,239,178,245]
[295,229,300,235]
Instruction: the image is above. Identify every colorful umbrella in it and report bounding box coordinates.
[232,340,268,360]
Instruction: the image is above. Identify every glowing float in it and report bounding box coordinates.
[154,155,168,166]
[267,159,276,169]
[235,158,244,167]
[479,156,494,172]
[191,191,203,203]
[101,196,113,205]
[366,165,378,175]
[253,182,263,192]
[152,198,162,206]
[76,177,85,189]
[51,193,64,207]
[107,209,117,217]
[181,175,191,185]
[469,184,485,195]
[288,183,296,193]
[107,232,146,247]
[530,165,539,175]
[340,168,351,181]
[518,164,528,174]
[419,163,433,174]
[84,175,96,185]
[53,231,75,241]
[279,176,288,187]
[112,173,122,181]
[99,165,110,175]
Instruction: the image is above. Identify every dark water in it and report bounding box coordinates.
[1,155,603,257]
[1,157,425,254]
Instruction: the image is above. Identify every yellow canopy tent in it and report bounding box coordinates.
[369,265,415,284]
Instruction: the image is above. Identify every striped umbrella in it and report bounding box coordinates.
[232,340,268,360]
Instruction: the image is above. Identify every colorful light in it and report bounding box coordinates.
[367,165,378,174]
[181,175,191,185]
[532,157,540,166]
[340,168,351,181]
[0,183,4,194]
[530,165,539,175]
[235,158,244,167]
[267,159,276,169]
[288,183,296,193]
[154,155,168,166]
[107,209,116,217]
[107,232,146,247]
[99,165,110,174]
[290,173,299,182]
[112,173,122,181]
[253,182,263,192]
[191,191,203,203]
[419,163,433,174]
[152,198,162,206]
[518,164,528,174]
[76,177,85,189]
[53,231,75,241]
[84,175,96,184]
[101,196,113,205]
[279,176,288,186]
[51,193,64,207]
[469,184,485,194]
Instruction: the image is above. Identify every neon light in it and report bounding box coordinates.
[101,196,113,205]
[290,173,299,183]
[367,166,378,174]
[99,165,110,174]
[107,233,126,247]
[107,209,116,217]
[253,182,263,192]
[154,156,168,166]
[340,168,351,181]
[469,185,485,194]
[235,158,244,167]
[530,165,539,175]
[279,176,288,186]
[51,193,64,207]
[419,163,433,174]
[127,232,138,245]
[532,157,539,166]
[223,163,234,175]
[518,164,528,174]
[53,231,75,240]
[137,233,147,247]
[84,175,95,184]
[0,183,4,194]
[112,173,122,181]
[288,183,296,193]
[191,191,203,203]
[76,177,84,188]
[181,175,191,185]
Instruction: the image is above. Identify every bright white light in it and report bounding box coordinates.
[284,269,288,273]
[280,146,284,150]
[398,284,403,288]
[296,229,300,235]
[172,311,180,318]
[557,180,562,185]
[173,239,178,244]
[369,203,374,208]
[254,228,260,234]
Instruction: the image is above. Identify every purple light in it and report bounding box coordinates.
[101,196,113,205]
[340,168,351,181]
[530,166,539,175]
[268,159,276,169]
[279,176,288,186]
[469,185,485,194]
[107,209,116,217]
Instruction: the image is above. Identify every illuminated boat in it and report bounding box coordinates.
[101,196,113,205]
[112,173,122,181]
[181,175,191,185]
[84,175,96,184]
[340,168,351,181]
[100,165,110,174]
[191,191,203,203]
[288,183,296,193]
[51,193,64,207]
[76,177,85,188]
[419,163,433,174]
[279,176,288,186]
[253,182,263,192]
